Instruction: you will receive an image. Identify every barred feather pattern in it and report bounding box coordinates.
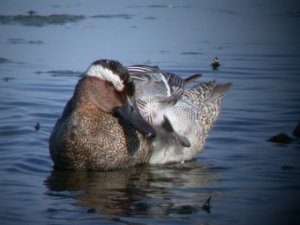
[132,69,231,163]
[127,64,231,164]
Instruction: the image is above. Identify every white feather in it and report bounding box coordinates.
[160,74,171,97]
[85,64,124,91]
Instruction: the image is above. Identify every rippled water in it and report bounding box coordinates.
[1,1,300,224]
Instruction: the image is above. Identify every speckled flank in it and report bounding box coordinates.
[180,81,232,159]
[49,103,151,170]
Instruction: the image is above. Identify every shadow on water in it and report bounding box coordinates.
[44,161,220,222]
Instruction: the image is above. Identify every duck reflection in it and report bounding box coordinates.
[44,161,220,218]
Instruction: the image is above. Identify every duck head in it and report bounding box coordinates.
[84,59,156,138]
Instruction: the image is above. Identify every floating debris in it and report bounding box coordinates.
[211,57,221,70]
[181,51,202,55]
[269,133,292,144]
[91,14,133,20]
[34,122,40,131]
[8,38,44,45]
[0,14,85,26]
[49,70,82,77]
[202,196,211,213]
[292,122,300,138]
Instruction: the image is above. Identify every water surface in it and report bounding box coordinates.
[1,0,300,224]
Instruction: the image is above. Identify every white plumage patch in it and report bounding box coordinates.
[160,74,172,97]
[85,64,124,91]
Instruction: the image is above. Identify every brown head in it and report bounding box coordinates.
[74,59,156,138]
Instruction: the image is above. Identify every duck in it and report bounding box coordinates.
[127,65,231,164]
[49,59,156,171]
[211,57,221,70]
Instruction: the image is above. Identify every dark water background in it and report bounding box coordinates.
[1,0,300,224]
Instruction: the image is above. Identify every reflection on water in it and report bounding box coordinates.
[45,162,218,221]
[0,0,300,224]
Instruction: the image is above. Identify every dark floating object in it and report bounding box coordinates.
[181,51,202,55]
[34,122,40,131]
[0,14,85,26]
[211,57,220,70]
[47,70,83,77]
[35,70,82,77]
[202,196,211,213]
[292,122,300,138]
[269,132,292,144]
[0,12,133,27]
[3,77,14,82]
[86,208,96,213]
[91,14,133,20]
[0,57,11,64]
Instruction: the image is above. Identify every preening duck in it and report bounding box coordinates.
[49,60,156,171]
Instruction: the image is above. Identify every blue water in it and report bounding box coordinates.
[1,0,300,224]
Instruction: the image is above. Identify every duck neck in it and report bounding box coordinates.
[73,76,120,114]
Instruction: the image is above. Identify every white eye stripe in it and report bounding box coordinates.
[85,64,124,91]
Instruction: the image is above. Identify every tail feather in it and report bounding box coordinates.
[183,81,231,108]
[206,82,232,103]
[184,73,202,84]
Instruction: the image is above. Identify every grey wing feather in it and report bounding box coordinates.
[205,82,232,103]
[128,65,185,99]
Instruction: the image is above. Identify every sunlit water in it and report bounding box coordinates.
[1,1,300,224]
